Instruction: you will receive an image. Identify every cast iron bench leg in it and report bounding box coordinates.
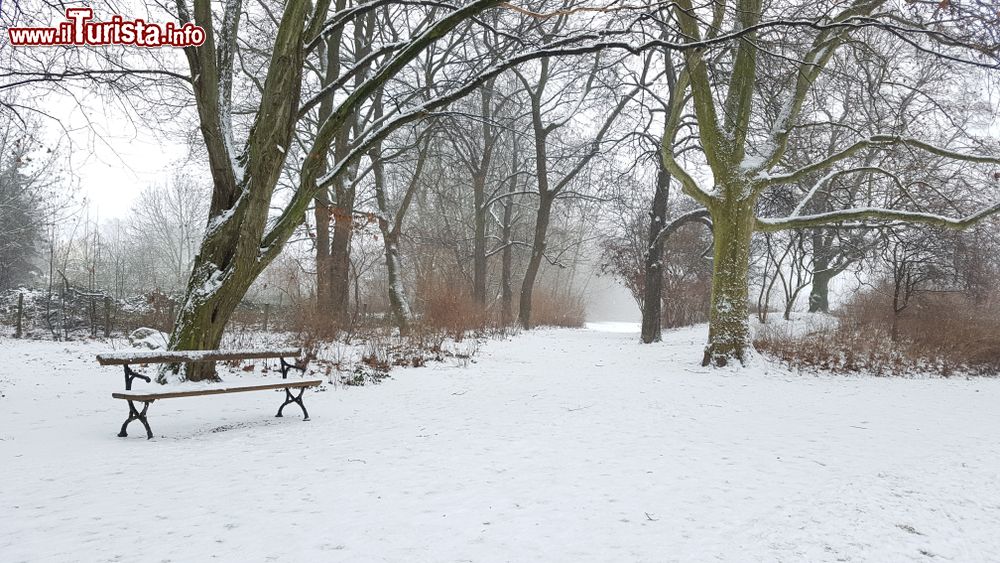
[119,399,154,439]
[276,388,309,421]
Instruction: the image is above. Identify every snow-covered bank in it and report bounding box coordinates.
[2,325,999,562]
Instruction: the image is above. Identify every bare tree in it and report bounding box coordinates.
[661,0,1000,366]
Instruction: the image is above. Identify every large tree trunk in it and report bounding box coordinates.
[702,199,755,367]
[162,204,270,382]
[808,230,832,313]
[315,191,333,310]
[313,20,343,315]
[166,275,250,381]
[329,183,354,326]
[165,0,308,382]
[641,167,670,343]
[809,269,832,313]
[518,192,553,329]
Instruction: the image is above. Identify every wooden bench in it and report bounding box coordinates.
[96,348,321,439]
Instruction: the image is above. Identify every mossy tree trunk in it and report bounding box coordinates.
[164,0,308,382]
[702,197,755,367]
[165,254,263,381]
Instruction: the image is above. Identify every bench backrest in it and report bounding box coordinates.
[97,348,302,366]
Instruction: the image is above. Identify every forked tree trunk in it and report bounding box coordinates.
[702,199,755,367]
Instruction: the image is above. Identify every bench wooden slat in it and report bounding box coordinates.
[112,379,322,401]
[97,348,302,366]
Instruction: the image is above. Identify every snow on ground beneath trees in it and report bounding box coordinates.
[2,322,999,562]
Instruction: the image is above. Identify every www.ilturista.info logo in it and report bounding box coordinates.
[8,8,206,47]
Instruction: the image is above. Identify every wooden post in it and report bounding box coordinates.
[104,296,112,337]
[15,292,23,339]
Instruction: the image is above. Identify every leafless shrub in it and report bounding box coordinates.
[755,288,1000,377]
[531,290,586,328]
[417,275,486,340]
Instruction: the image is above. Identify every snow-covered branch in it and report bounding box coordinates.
[757,200,1000,232]
[761,135,1000,187]
[649,208,712,252]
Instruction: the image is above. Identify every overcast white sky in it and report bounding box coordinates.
[17,1,192,219]
[43,91,187,219]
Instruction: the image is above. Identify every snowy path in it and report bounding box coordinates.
[2,324,999,562]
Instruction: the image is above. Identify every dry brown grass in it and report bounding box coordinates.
[754,289,1000,377]
[417,276,487,339]
[530,290,587,328]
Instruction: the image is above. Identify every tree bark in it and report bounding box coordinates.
[164,238,268,382]
[315,190,333,310]
[641,166,670,343]
[499,143,517,325]
[500,195,514,325]
[808,230,832,313]
[472,172,488,307]
[313,13,343,315]
[384,233,412,333]
[702,199,755,367]
[518,192,553,329]
[809,268,832,313]
[329,191,354,326]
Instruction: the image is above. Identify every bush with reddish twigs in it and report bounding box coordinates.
[754,289,1000,377]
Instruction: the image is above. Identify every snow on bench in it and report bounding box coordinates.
[96,347,316,440]
[96,348,302,365]
[97,348,305,390]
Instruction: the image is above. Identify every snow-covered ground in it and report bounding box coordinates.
[2,323,999,562]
